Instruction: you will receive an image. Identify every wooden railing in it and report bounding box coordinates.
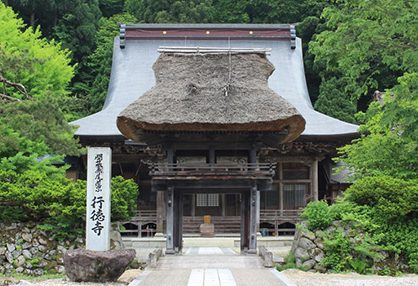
[131,210,157,222]
[260,209,303,220]
[120,209,302,236]
[148,163,276,179]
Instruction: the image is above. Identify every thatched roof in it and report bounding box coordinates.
[117,50,305,144]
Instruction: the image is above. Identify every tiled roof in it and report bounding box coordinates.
[71,24,358,139]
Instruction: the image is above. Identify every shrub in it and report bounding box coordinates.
[299,175,418,273]
[299,200,333,230]
[345,176,418,223]
[319,228,384,273]
[0,170,139,239]
[110,176,139,221]
[277,251,297,271]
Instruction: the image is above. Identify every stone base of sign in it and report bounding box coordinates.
[64,249,136,282]
[199,223,215,237]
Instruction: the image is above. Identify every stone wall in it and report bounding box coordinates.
[291,221,411,274]
[0,222,85,276]
[0,222,126,276]
[291,222,326,272]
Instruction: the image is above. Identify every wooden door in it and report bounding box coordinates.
[283,184,308,210]
[225,194,240,216]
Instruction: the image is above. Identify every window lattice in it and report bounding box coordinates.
[196,194,219,207]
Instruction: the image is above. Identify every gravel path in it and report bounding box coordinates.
[281,269,418,286]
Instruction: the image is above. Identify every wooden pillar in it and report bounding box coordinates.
[191,195,196,217]
[248,144,260,235]
[166,142,176,254]
[221,194,226,217]
[155,191,165,237]
[248,183,258,254]
[166,185,175,254]
[173,190,183,253]
[209,146,215,171]
[312,158,319,202]
[209,146,215,163]
[275,222,278,238]
[279,183,283,217]
[240,191,249,254]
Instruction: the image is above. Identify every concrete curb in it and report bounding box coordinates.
[270,268,298,286]
[127,270,151,286]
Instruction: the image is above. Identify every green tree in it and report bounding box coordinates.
[99,0,124,17]
[87,13,137,113]
[1,0,57,34]
[309,0,418,101]
[52,0,102,96]
[124,0,215,23]
[314,77,357,123]
[1,3,83,175]
[212,0,304,24]
[0,96,84,177]
[338,73,418,181]
[0,3,74,100]
[3,1,102,98]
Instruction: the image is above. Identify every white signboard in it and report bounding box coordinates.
[86,147,112,251]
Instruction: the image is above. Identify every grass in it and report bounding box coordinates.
[0,273,66,280]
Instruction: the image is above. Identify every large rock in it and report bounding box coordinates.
[64,249,136,282]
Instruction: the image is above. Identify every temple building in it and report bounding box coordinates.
[70,24,358,254]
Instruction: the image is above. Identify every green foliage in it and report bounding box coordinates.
[51,0,102,96]
[125,0,215,23]
[110,176,139,221]
[349,258,367,274]
[0,3,74,100]
[0,4,84,177]
[99,0,124,17]
[0,170,85,237]
[300,200,333,230]
[212,0,304,24]
[52,0,102,62]
[87,13,137,113]
[319,228,383,273]
[310,0,418,100]
[337,73,418,181]
[314,77,357,123]
[345,176,418,222]
[0,171,138,239]
[0,95,84,177]
[0,96,83,157]
[330,72,418,273]
[345,176,418,272]
[300,175,418,273]
[276,251,297,271]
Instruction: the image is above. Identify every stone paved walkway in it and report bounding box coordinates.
[128,247,296,286]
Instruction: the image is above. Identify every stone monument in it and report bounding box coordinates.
[64,147,135,282]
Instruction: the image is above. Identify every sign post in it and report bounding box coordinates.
[86,147,112,251]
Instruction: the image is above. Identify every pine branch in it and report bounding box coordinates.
[0,92,22,102]
[0,75,32,101]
